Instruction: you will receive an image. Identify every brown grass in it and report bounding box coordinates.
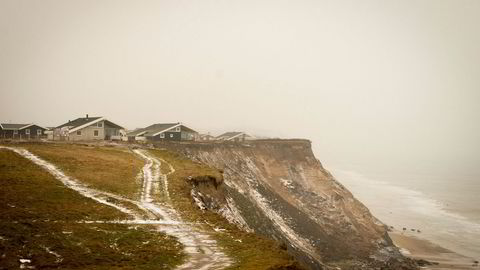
[22,143,144,200]
[0,147,184,269]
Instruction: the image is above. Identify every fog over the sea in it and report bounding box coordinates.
[1,0,479,176]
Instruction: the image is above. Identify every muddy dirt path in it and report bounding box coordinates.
[133,149,231,270]
[0,146,231,270]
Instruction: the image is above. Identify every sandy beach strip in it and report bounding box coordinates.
[389,231,478,269]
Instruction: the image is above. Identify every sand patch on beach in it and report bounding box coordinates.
[389,232,478,270]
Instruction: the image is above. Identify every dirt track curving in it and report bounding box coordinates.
[0,146,231,270]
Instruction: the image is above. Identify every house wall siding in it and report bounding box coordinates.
[0,125,46,139]
[145,127,197,142]
[104,121,121,139]
[180,131,196,141]
[69,124,104,141]
[0,130,15,139]
[51,120,122,141]
[149,131,181,141]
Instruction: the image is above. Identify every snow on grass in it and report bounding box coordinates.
[133,149,232,270]
[0,146,138,218]
[2,146,230,270]
[42,246,63,263]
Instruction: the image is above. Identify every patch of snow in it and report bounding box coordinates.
[218,197,253,232]
[222,177,246,195]
[226,156,323,263]
[19,258,32,269]
[280,178,294,189]
[78,219,183,225]
[3,146,232,270]
[249,188,318,256]
[0,146,138,218]
[133,149,232,270]
[42,246,63,263]
[191,189,206,210]
[398,247,411,255]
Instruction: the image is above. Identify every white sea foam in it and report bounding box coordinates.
[333,169,480,259]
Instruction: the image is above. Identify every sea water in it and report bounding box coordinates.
[331,169,480,259]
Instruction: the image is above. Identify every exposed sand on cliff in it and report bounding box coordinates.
[389,232,478,269]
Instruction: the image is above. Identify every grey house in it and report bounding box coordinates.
[127,123,197,142]
[0,123,48,139]
[53,115,124,141]
[198,133,216,141]
[216,132,252,142]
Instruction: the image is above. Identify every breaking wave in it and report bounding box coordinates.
[332,169,480,259]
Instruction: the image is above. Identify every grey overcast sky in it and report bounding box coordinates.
[1,0,479,175]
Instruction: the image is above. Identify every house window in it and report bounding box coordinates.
[77,131,82,135]
[160,133,165,138]
[94,130,99,137]
[13,130,18,135]
[175,127,181,132]
[25,129,30,135]
[97,122,103,128]
[37,129,42,135]
[170,134,174,138]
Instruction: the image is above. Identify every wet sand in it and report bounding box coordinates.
[389,231,478,269]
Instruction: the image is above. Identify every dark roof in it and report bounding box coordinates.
[1,123,48,130]
[1,123,29,130]
[127,123,179,137]
[127,123,197,137]
[103,120,123,130]
[56,117,102,129]
[216,132,244,139]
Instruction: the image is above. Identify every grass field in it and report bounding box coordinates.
[0,142,302,269]
[149,149,302,270]
[22,143,144,200]
[0,147,184,269]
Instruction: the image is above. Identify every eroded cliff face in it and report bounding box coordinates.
[159,140,411,269]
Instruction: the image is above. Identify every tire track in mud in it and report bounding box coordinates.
[0,146,231,270]
[133,149,232,270]
[0,146,142,218]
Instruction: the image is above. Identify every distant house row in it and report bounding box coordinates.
[1,115,254,142]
